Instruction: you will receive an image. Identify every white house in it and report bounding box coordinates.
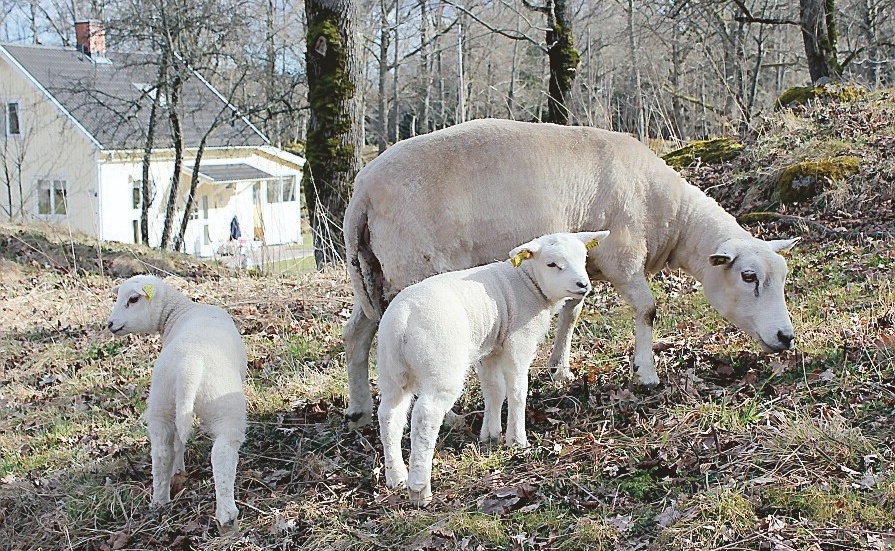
[0,21,303,258]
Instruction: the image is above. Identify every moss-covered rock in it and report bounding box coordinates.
[776,156,860,204]
[661,138,744,170]
[775,83,867,110]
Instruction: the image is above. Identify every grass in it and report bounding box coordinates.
[1,228,894,550]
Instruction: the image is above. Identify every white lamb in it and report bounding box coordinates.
[377,231,609,506]
[106,275,247,533]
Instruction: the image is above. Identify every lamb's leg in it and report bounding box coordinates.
[147,417,176,507]
[504,346,537,448]
[476,359,505,443]
[343,304,378,428]
[408,381,464,507]
[210,429,243,534]
[378,384,412,490]
[614,275,659,387]
[547,297,585,382]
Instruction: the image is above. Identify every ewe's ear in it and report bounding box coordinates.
[508,239,541,267]
[709,241,738,267]
[768,237,800,255]
[576,230,610,251]
[110,285,120,299]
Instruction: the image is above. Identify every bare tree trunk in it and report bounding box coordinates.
[140,67,164,245]
[377,0,390,153]
[419,0,431,134]
[159,74,184,251]
[303,0,362,267]
[545,0,580,125]
[626,0,645,140]
[173,134,208,252]
[392,1,400,142]
[800,0,841,83]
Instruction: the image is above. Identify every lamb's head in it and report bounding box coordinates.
[701,237,799,352]
[509,231,610,303]
[107,275,166,336]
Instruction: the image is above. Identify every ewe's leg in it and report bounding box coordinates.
[378,385,412,490]
[147,417,176,507]
[408,377,464,507]
[548,297,585,382]
[343,304,379,428]
[614,275,659,387]
[476,359,505,443]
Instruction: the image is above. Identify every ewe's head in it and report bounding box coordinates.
[509,231,609,303]
[107,275,166,336]
[701,237,799,352]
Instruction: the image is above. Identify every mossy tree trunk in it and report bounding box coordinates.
[159,73,184,251]
[303,0,362,268]
[546,1,580,125]
[799,0,841,83]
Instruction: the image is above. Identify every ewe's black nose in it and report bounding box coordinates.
[777,330,794,349]
[107,321,113,329]
[576,281,588,289]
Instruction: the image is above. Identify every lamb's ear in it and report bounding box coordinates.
[508,239,542,267]
[767,237,800,255]
[141,284,155,302]
[110,285,120,298]
[576,230,610,251]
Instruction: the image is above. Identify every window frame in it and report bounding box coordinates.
[5,101,22,138]
[35,178,68,218]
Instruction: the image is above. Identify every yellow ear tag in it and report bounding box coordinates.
[585,238,601,251]
[510,250,532,267]
[142,284,155,302]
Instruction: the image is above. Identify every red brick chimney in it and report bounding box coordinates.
[74,20,106,57]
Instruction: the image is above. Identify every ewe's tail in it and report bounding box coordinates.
[345,205,387,321]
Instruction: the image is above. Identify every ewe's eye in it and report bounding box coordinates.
[547,262,561,270]
[741,270,758,283]
[127,295,140,305]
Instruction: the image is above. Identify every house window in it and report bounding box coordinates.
[6,102,21,136]
[266,180,281,203]
[37,179,67,215]
[132,180,142,209]
[282,177,295,202]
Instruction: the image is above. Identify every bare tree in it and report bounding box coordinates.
[303,0,362,267]
[800,0,842,82]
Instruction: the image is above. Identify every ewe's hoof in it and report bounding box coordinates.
[217,517,240,536]
[408,486,432,507]
[344,410,372,430]
[549,366,575,383]
[384,467,408,490]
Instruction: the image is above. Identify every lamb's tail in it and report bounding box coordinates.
[345,204,387,321]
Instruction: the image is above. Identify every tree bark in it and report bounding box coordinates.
[800,0,841,83]
[159,74,184,251]
[303,0,362,267]
[140,65,165,245]
[173,134,208,252]
[545,0,580,125]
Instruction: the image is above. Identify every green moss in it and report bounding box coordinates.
[776,156,860,204]
[764,487,895,529]
[775,83,866,110]
[548,22,581,93]
[661,138,743,169]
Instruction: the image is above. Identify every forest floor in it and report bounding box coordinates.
[1,91,894,550]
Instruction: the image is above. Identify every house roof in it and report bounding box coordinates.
[199,163,277,183]
[0,43,269,151]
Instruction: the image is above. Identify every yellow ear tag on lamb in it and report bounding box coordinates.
[510,250,532,268]
[142,284,155,302]
[585,238,601,251]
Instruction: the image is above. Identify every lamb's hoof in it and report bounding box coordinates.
[408,486,432,507]
[506,435,530,449]
[344,409,372,430]
[549,366,575,383]
[217,517,240,536]
[385,467,408,490]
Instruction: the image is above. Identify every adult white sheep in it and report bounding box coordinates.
[344,118,799,427]
[378,231,609,506]
[106,275,247,534]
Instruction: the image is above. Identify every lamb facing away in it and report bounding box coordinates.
[378,231,609,506]
[343,118,799,428]
[106,275,247,534]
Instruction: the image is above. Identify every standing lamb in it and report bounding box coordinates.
[106,275,247,533]
[343,118,799,428]
[378,231,609,506]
